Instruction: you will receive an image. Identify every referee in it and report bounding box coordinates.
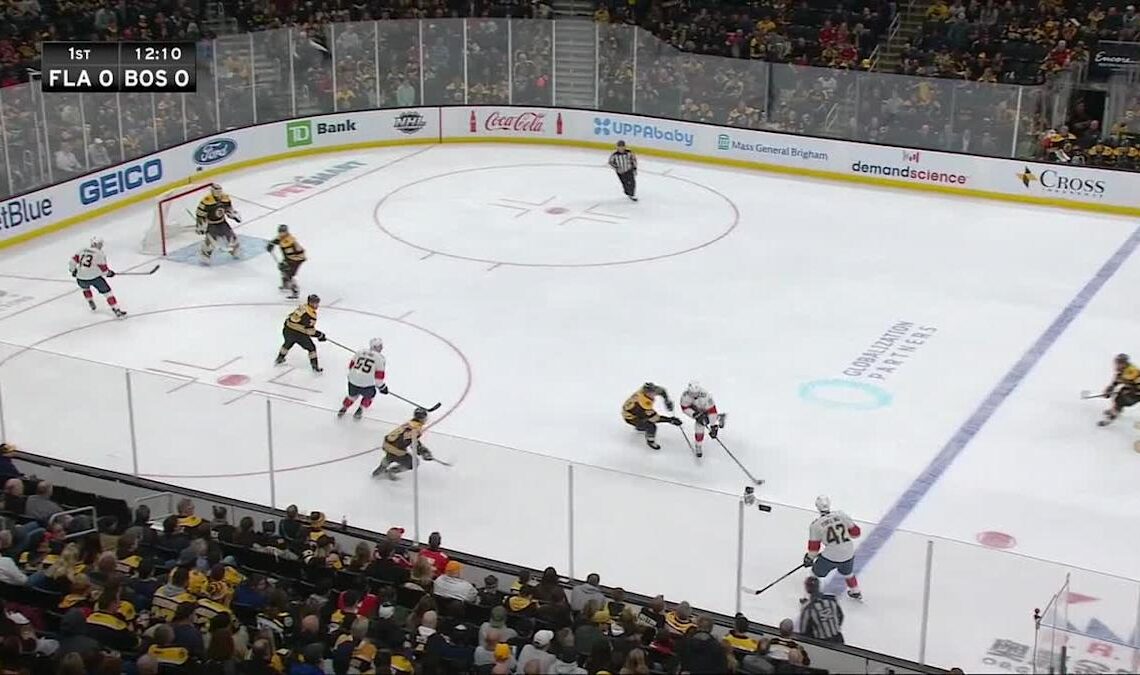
[608,140,638,201]
[799,576,844,643]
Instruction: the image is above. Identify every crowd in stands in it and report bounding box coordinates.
[0,443,833,675]
[1,0,1138,192]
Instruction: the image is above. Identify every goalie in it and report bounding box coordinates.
[196,183,242,262]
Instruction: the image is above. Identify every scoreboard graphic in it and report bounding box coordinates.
[41,42,198,93]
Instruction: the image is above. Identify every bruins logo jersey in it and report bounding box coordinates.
[196,193,233,226]
[285,304,317,335]
[622,390,659,423]
[384,419,425,456]
[1116,364,1140,391]
[272,234,307,263]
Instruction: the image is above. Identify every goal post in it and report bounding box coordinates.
[141,183,214,256]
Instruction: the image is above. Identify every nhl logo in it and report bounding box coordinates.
[394,111,427,135]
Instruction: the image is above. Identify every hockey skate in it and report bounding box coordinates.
[694,445,703,458]
[113,308,127,319]
[311,364,323,373]
[87,299,97,311]
[336,407,348,418]
[1098,410,1117,427]
[646,436,660,450]
[353,407,364,420]
[847,589,863,601]
[274,355,286,366]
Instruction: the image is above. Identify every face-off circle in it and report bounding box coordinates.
[373,163,740,268]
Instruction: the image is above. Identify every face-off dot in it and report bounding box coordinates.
[545,206,570,214]
[976,530,1017,549]
[216,373,251,386]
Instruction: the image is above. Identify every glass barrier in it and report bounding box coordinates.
[0,18,1072,200]
[3,339,1140,673]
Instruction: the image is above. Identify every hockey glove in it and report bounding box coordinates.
[668,416,683,426]
[695,413,710,426]
[417,447,433,460]
[709,425,719,439]
[1104,385,1115,398]
[106,270,116,277]
[70,269,77,277]
[802,553,814,568]
[664,398,675,412]
[266,242,276,252]
[230,210,242,222]
[314,331,327,342]
[377,383,389,395]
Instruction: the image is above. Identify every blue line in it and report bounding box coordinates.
[826,223,1140,596]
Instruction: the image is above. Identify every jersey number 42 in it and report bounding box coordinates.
[825,523,851,545]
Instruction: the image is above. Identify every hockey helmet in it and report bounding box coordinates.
[642,382,661,395]
[307,293,320,307]
[815,495,831,513]
[413,407,429,421]
[210,183,223,196]
[686,381,706,396]
[90,236,104,249]
[1116,353,1130,368]
[278,224,289,234]
[370,337,384,353]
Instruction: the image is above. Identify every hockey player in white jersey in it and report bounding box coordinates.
[679,382,725,458]
[68,237,126,318]
[804,496,862,600]
[337,338,388,419]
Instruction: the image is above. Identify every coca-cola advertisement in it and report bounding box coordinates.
[468,109,564,136]
[1089,40,1140,78]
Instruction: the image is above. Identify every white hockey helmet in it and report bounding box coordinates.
[90,236,104,249]
[369,337,384,353]
[815,495,831,513]
[686,381,706,396]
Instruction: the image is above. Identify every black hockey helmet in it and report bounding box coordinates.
[278,224,289,234]
[1116,353,1130,368]
[413,407,429,421]
[307,293,320,307]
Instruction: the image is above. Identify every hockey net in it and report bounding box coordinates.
[141,183,214,256]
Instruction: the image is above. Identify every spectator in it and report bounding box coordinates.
[574,609,609,660]
[56,608,99,660]
[620,647,650,675]
[23,480,62,525]
[0,530,26,585]
[724,613,759,653]
[123,504,155,548]
[57,653,86,675]
[534,566,562,602]
[211,505,235,543]
[570,573,605,612]
[552,647,587,674]
[433,560,477,603]
[636,595,666,631]
[511,569,534,594]
[739,641,777,675]
[406,554,435,592]
[492,643,514,674]
[1,478,24,514]
[347,541,372,572]
[480,605,518,644]
[606,587,627,619]
[474,628,505,667]
[678,616,726,673]
[136,654,160,675]
[664,601,695,637]
[241,638,277,675]
[418,531,449,577]
[232,517,260,548]
[0,444,19,481]
[507,584,538,616]
[799,576,844,643]
[516,629,556,673]
[171,601,205,658]
[762,619,810,664]
[233,573,269,610]
[114,531,141,576]
[478,575,505,607]
[84,578,139,651]
[204,624,239,675]
[279,504,305,543]
[175,498,202,529]
[152,566,196,622]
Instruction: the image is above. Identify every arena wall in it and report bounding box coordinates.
[2,105,1137,248]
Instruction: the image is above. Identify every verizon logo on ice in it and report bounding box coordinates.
[264,160,367,198]
[470,110,563,135]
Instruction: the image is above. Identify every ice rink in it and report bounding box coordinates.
[1,143,1138,670]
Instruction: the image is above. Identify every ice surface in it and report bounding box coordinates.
[1,144,1137,670]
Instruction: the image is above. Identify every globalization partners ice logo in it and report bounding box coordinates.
[593,117,694,147]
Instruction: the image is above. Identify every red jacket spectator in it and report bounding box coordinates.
[418,532,450,578]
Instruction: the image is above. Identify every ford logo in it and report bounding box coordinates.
[193,138,237,165]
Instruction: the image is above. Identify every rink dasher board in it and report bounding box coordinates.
[2,105,1137,249]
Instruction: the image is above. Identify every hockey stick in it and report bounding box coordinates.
[390,391,442,412]
[115,265,161,276]
[326,338,355,354]
[715,437,763,485]
[1080,390,1110,399]
[676,425,699,457]
[742,563,804,596]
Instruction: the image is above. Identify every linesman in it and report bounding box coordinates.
[608,140,638,201]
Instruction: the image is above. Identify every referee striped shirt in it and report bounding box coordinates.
[609,149,637,174]
[799,594,844,641]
